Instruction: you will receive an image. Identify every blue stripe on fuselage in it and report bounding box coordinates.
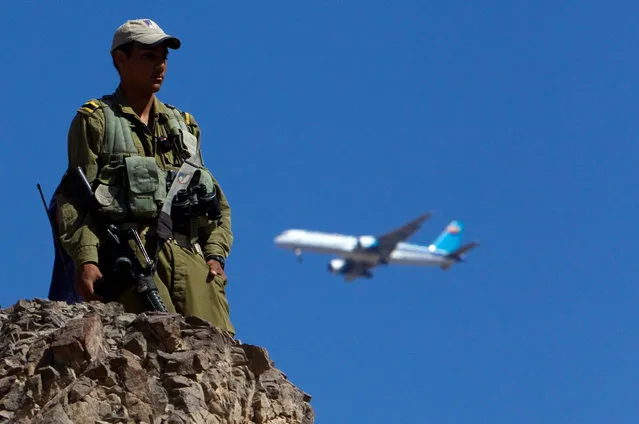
[396,242,448,256]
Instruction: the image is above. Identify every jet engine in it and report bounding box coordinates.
[327,258,373,279]
[356,235,378,250]
[328,258,350,274]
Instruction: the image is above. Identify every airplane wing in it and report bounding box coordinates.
[376,212,432,260]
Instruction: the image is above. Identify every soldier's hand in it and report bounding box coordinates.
[206,259,226,282]
[75,262,103,301]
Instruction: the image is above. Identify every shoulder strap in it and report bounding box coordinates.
[78,100,101,116]
[164,105,199,161]
[100,97,138,156]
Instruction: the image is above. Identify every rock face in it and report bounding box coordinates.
[0,299,313,424]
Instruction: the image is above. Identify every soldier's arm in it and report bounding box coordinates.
[56,105,105,266]
[185,113,234,260]
[200,174,233,259]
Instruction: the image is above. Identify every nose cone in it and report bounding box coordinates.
[274,229,299,248]
[274,232,289,246]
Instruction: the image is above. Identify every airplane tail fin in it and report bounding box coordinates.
[429,220,464,254]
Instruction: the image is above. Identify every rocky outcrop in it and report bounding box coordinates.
[0,299,313,424]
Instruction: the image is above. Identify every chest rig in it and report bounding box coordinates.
[87,96,217,229]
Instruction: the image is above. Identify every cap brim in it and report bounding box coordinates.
[135,34,181,50]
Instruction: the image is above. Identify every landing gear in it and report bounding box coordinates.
[295,248,303,263]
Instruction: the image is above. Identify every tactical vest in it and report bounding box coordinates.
[86,96,216,223]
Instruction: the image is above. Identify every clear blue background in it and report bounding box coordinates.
[1,1,637,423]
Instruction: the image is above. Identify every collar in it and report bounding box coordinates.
[111,86,171,121]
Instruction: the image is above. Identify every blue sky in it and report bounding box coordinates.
[1,1,638,422]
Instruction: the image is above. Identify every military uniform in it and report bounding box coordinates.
[57,87,235,334]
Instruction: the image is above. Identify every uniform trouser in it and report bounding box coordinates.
[115,239,235,335]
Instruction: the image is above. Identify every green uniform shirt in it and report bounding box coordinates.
[57,87,233,266]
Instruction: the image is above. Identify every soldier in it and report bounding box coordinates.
[56,19,235,335]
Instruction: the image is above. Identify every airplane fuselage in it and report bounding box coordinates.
[274,229,454,267]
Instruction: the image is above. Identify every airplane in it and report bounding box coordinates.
[273,212,480,281]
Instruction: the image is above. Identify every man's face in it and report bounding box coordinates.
[116,44,169,93]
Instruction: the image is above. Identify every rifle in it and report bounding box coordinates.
[62,167,168,313]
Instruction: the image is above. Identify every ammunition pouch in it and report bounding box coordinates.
[94,160,126,220]
[93,156,166,220]
[125,156,166,218]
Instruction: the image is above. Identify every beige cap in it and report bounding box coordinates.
[110,19,181,54]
